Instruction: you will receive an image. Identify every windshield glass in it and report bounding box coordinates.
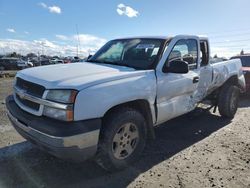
[88,38,165,70]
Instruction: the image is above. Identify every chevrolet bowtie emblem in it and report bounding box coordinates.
[18,90,26,99]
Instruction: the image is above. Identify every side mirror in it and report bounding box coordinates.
[163,60,189,74]
[87,55,93,60]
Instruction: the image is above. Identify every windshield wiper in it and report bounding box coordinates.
[87,59,142,70]
[102,61,139,69]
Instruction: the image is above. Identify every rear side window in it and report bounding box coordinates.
[168,39,198,70]
[200,40,209,66]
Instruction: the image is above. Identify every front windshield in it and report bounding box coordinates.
[88,38,165,70]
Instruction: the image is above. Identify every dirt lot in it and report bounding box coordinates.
[0,78,249,188]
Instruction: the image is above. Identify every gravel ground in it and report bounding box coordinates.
[0,78,249,188]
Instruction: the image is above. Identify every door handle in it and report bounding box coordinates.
[193,76,199,83]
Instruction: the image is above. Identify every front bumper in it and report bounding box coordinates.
[6,95,101,161]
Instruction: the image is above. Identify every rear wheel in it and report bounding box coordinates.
[96,108,147,171]
[218,85,240,118]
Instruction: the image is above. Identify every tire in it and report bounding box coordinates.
[96,107,147,171]
[218,85,240,118]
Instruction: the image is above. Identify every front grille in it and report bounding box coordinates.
[15,77,45,112]
[16,77,45,98]
[16,95,40,111]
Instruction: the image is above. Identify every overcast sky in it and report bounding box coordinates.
[1,0,250,57]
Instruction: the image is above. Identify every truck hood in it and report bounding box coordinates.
[17,62,150,90]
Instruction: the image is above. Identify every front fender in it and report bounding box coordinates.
[74,72,157,121]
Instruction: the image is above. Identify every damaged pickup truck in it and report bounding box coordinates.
[6,35,245,171]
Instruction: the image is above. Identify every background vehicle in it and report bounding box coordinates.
[6,35,245,171]
[16,60,31,69]
[63,59,71,64]
[50,59,64,64]
[230,55,250,92]
[0,58,22,70]
[26,60,34,67]
[40,59,51,66]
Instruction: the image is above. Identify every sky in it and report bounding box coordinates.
[1,0,250,57]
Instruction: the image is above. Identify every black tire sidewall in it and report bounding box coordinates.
[97,108,147,170]
[229,86,239,115]
[218,85,239,118]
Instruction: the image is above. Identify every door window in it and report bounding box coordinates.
[168,39,198,70]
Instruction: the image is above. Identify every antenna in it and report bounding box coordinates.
[76,24,81,57]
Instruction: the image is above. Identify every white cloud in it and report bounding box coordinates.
[33,39,57,48]
[117,4,139,18]
[24,31,29,34]
[73,34,107,46]
[39,2,47,8]
[48,6,61,14]
[6,28,15,33]
[55,34,68,40]
[39,2,61,14]
[0,34,107,57]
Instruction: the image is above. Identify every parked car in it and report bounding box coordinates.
[26,60,34,67]
[63,59,71,64]
[40,59,51,66]
[17,60,32,69]
[50,59,64,64]
[55,60,64,64]
[0,58,27,70]
[230,55,250,93]
[6,35,245,171]
[29,58,41,67]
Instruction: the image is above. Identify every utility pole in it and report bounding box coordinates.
[76,24,81,57]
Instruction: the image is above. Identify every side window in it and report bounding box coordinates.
[168,39,198,70]
[200,41,209,66]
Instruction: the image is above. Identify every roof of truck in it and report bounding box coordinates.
[115,36,172,40]
[115,35,208,41]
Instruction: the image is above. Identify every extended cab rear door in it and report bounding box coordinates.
[155,36,201,124]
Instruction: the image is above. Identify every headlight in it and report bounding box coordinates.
[46,89,77,103]
[43,89,77,121]
[43,106,73,121]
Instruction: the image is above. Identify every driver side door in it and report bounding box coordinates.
[156,38,200,124]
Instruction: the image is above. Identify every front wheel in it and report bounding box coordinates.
[96,108,147,171]
[218,85,240,119]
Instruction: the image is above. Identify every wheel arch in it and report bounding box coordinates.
[223,74,246,92]
[206,75,242,103]
[101,99,156,140]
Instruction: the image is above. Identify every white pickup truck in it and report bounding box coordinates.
[6,35,245,171]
